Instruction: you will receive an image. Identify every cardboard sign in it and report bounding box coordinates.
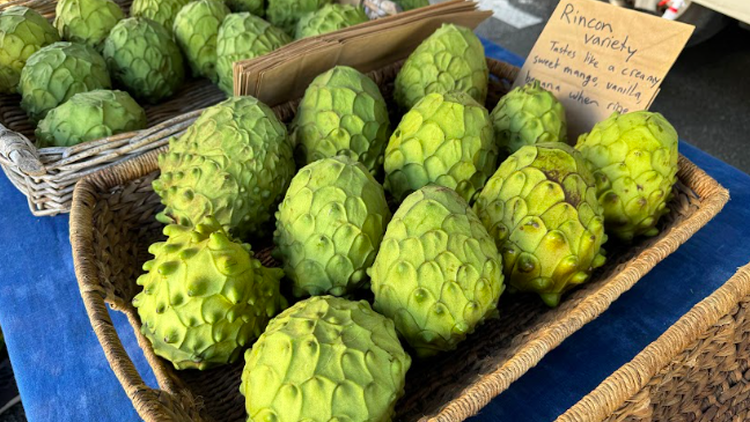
[516,0,694,138]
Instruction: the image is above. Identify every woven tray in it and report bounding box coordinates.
[559,262,750,422]
[70,58,729,422]
[0,0,397,217]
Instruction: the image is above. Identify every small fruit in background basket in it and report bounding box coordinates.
[266,0,330,35]
[19,41,111,122]
[576,111,679,242]
[225,0,264,17]
[240,296,411,422]
[130,0,191,35]
[384,91,497,203]
[153,96,295,239]
[54,0,125,52]
[474,143,607,307]
[102,17,185,104]
[215,13,291,95]
[394,23,488,111]
[173,0,230,83]
[274,156,391,298]
[133,219,287,370]
[291,65,390,174]
[393,0,429,11]
[491,80,568,156]
[0,6,61,94]
[35,89,146,148]
[369,185,504,357]
[294,4,368,39]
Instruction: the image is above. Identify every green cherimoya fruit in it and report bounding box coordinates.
[394,24,488,111]
[294,4,368,39]
[491,80,567,156]
[393,0,429,11]
[35,89,146,147]
[290,65,390,174]
[54,0,125,51]
[0,6,61,94]
[274,156,391,298]
[173,0,230,82]
[103,17,185,103]
[130,0,190,34]
[384,91,497,203]
[240,296,411,422]
[576,111,678,242]
[225,0,264,16]
[266,0,330,35]
[19,41,111,122]
[216,13,291,95]
[369,185,504,357]
[133,219,287,370]
[473,143,607,307]
[153,96,294,239]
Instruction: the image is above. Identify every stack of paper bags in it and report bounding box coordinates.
[234,0,491,106]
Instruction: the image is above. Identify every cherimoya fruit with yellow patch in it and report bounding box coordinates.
[473,142,607,307]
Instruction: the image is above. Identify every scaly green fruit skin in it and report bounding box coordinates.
[35,89,146,147]
[133,219,287,370]
[274,156,391,297]
[291,66,390,175]
[240,296,411,422]
[393,0,429,11]
[491,80,568,155]
[19,41,111,122]
[130,0,190,34]
[173,0,230,82]
[576,111,678,242]
[102,17,185,104]
[473,143,607,307]
[215,13,291,95]
[294,4,368,39]
[153,96,294,239]
[0,6,60,94]
[54,0,125,52]
[369,185,504,357]
[394,24,488,111]
[226,0,264,16]
[384,91,497,203]
[266,0,331,35]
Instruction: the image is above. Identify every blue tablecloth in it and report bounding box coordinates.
[0,41,748,422]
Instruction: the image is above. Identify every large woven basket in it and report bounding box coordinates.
[559,262,750,422]
[70,58,729,422]
[0,0,397,217]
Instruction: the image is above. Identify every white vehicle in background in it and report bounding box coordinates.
[606,0,750,44]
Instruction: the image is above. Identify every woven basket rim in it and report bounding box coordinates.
[70,57,728,422]
[556,261,750,422]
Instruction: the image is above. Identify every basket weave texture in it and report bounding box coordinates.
[0,0,227,216]
[559,262,750,422]
[70,58,729,422]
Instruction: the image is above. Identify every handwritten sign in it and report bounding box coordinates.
[515,0,693,138]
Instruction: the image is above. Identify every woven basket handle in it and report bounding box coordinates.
[0,122,45,177]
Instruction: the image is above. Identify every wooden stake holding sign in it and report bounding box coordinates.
[516,0,694,138]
